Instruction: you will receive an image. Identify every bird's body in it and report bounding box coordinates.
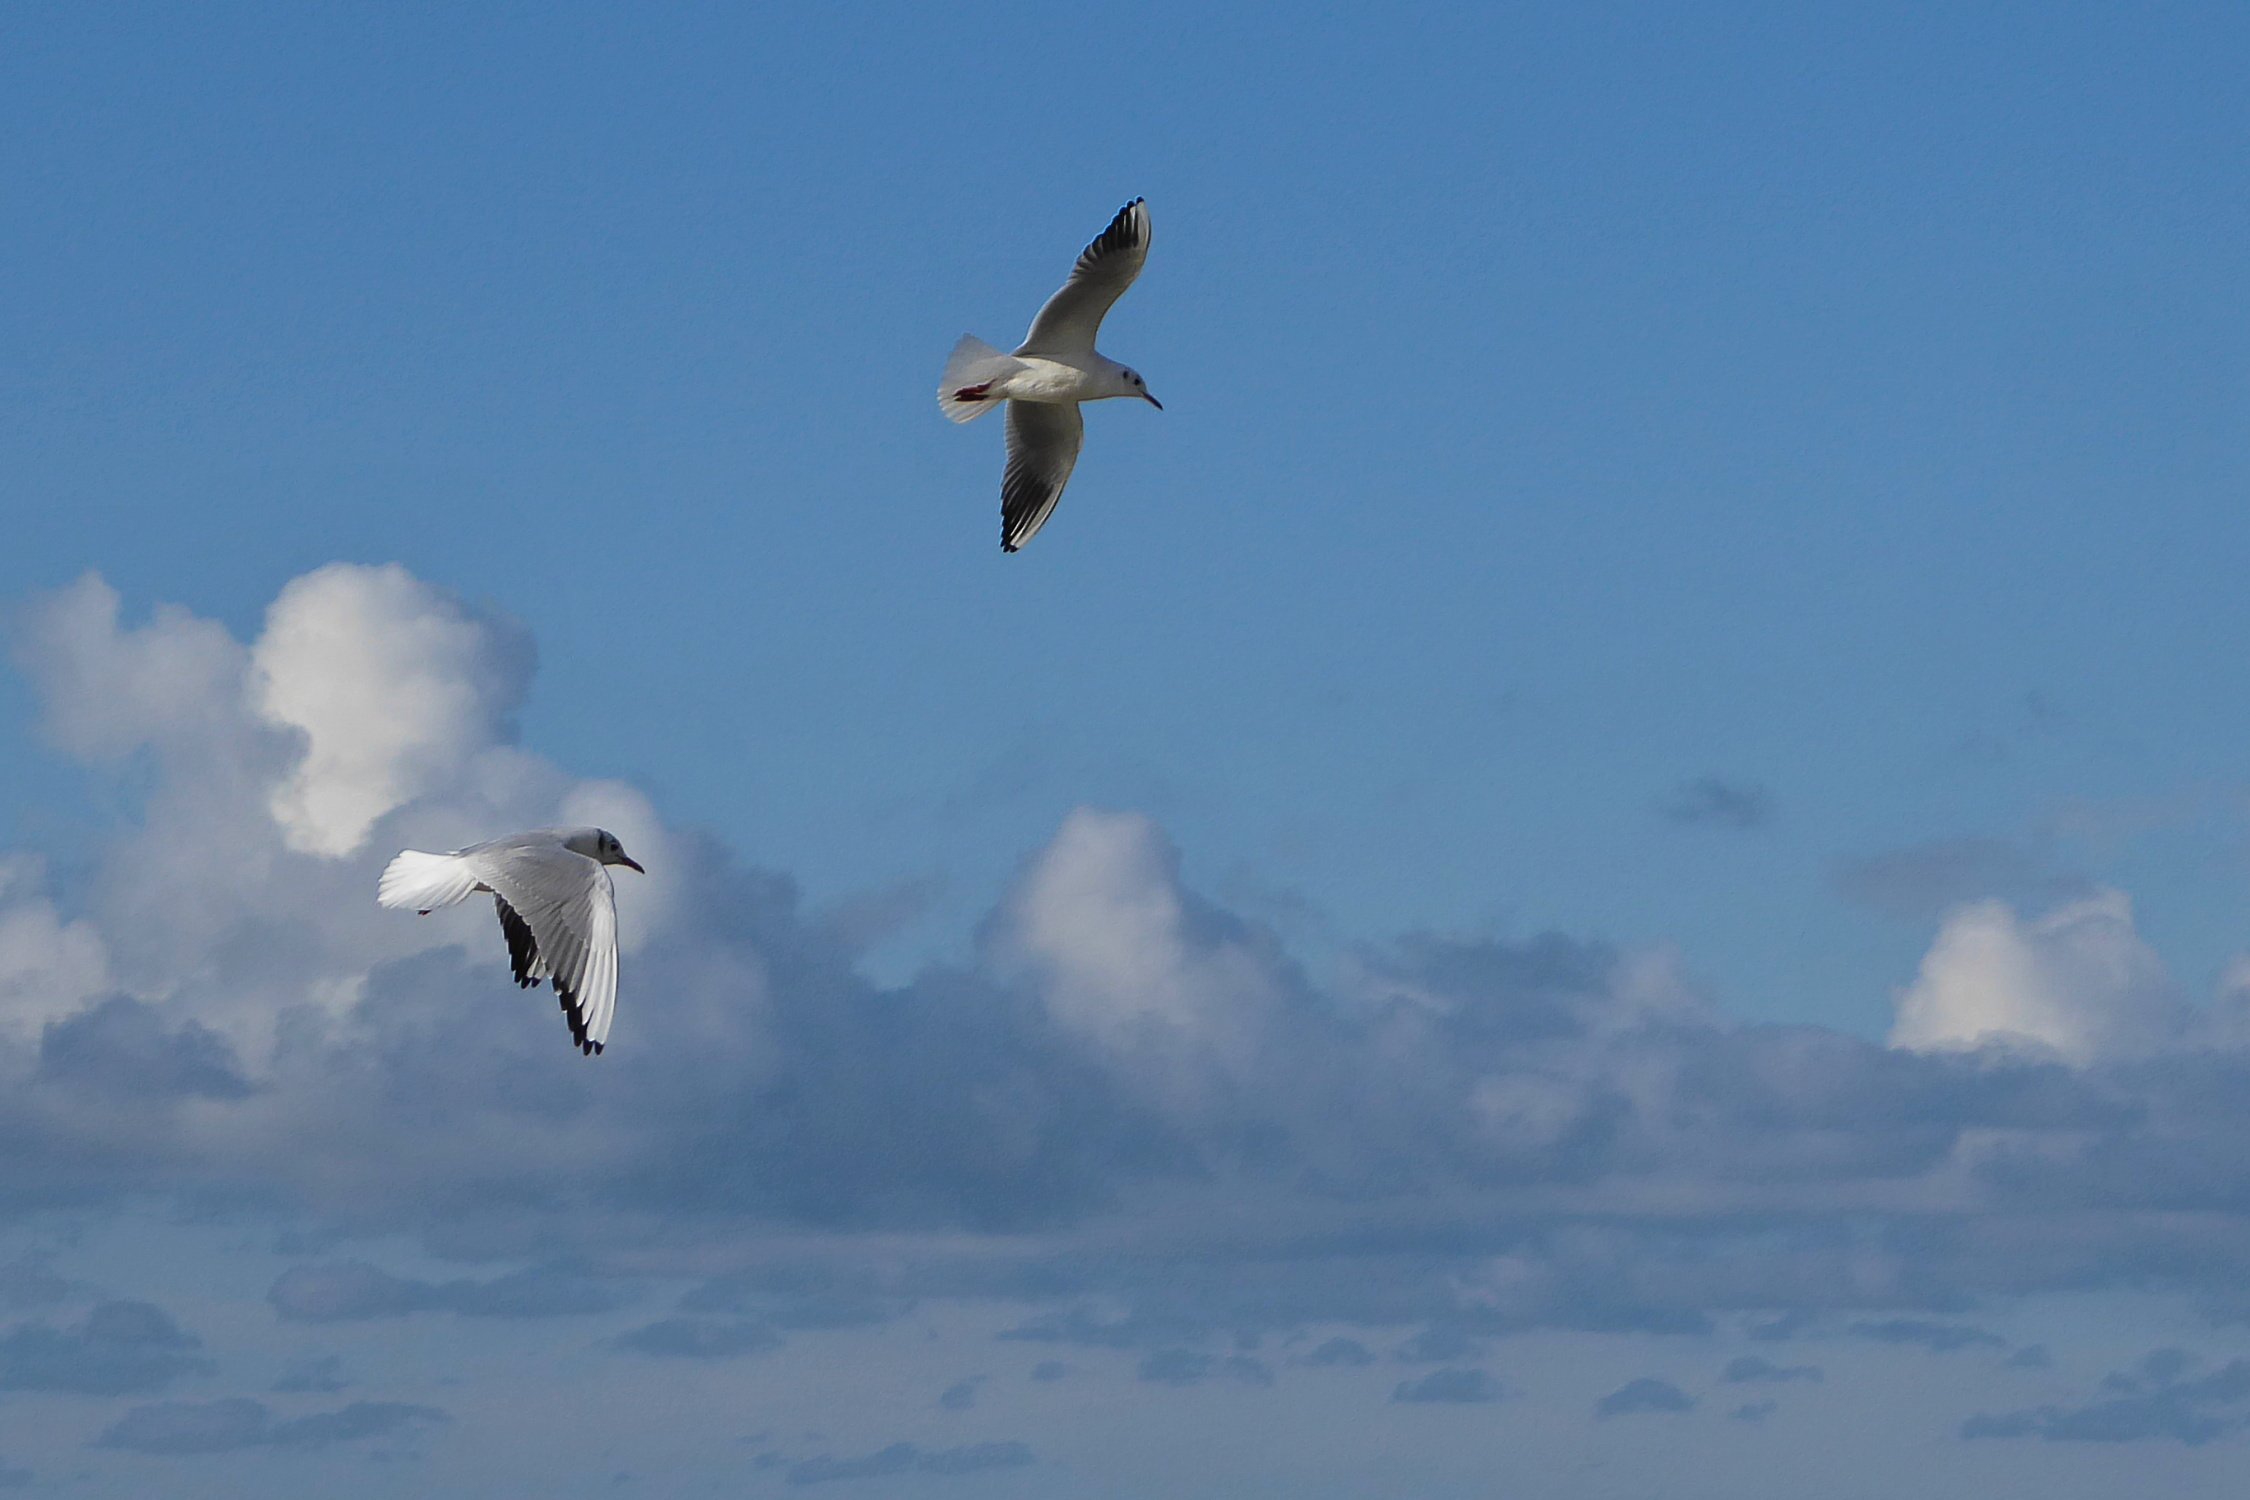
[940,198,1160,551]
[956,351,1135,406]
[377,826,644,1056]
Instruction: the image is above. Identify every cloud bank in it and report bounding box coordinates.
[5,565,2250,1359]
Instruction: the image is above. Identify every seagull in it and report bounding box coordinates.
[939,197,1161,551]
[378,827,645,1056]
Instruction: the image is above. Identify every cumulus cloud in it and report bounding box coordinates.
[11,574,246,761]
[0,860,111,1035]
[1890,892,2185,1063]
[93,1396,447,1454]
[1594,1378,1695,1418]
[994,808,1283,1105]
[251,564,534,857]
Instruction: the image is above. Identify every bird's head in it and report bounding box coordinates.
[1114,365,1162,410]
[570,827,646,873]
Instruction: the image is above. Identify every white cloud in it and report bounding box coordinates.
[0,567,640,1061]
[11,574,244,759]
[251,564,532,857]
[0,858,112,1033]
[996,808,1279,1079]
[1890,891,2182,1064]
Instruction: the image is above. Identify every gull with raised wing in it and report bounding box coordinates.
[378,827,645,1056]
[939,197,1161,552]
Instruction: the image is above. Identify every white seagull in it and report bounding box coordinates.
[378,827,645,1056]
[939,197,1161,551]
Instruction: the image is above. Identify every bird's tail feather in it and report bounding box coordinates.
[378,850,481,914]
[938,335,1021,423]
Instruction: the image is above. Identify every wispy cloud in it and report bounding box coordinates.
[1658,776,1771,831]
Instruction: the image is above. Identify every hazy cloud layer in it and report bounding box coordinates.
[1595,1378,1695,1418]
[1299,1338,1375,1368]
[786,1440,1034,1487]
[93,1397,447,1455]
[271,1353,348,1394]
[1848,1320,2008,1355]
[0,1300,209,1395]
[1964,1354,2250,1446]
[612,1318,783,1360]
[268,1261,625,1323]
[1392,1368,1503,1404]
[1721,1355,1822,1384]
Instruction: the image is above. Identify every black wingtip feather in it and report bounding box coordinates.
[555,979,594,1054]
[1080,198,1147,264]
[490,891,602,1057]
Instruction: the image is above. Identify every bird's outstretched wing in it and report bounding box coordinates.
[1016,199,1150,357]
[1001,400,1084,552]
[466,841,619,1056]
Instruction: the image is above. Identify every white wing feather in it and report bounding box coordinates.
[463,840,620,1055]
[1016,198,1150,357]
[1000,401,1084,552]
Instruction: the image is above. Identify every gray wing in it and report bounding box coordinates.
[1001,401,1084,552]
[1016,199,1150,357]
[465,841,620,1056]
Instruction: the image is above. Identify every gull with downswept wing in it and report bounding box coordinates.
[379,826,645,1056]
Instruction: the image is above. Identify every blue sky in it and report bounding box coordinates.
[5,3,2250,1495]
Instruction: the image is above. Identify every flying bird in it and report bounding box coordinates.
[939,197,1161,551]
[378,827,645,1056]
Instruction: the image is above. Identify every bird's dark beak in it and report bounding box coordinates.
[620,856,646,874]
[1143,393,1163,410]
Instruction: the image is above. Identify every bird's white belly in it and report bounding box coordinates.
[999,357,1101,403]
